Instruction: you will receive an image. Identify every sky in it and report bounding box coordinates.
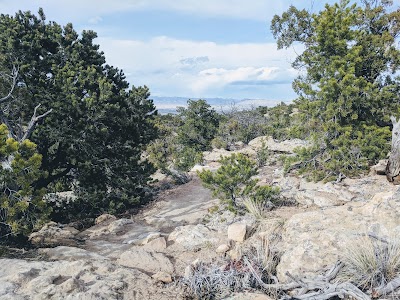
[0,0,396,104]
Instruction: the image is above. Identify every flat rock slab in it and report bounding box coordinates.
[168,224,219,250]
[277,190,400,281]
[142,177,217,228]
[0,258,179,300]
[117,247,174,274]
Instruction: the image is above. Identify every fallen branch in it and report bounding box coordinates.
[254,261,371,300]
[373,277,400,298]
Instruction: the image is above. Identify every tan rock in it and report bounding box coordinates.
[370,159,388,175]
[277,190,400,282]
[184,265,193,279]
[168,224,218,250]
[95,214,117,225]
[117,247,173,274]
[248,136,309,154]
[225,293,274,300]
[141,232,161,245]
[276,171,396,208]
[0,258,165,299]
[152,271,172,283]
[29,222,79,247]
[143,237,167,251]
[216,244,230,253]
[228,223,247,242]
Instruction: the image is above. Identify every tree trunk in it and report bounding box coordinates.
[386,116,400,184]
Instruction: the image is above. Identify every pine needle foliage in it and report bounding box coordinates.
[272,0,400,180]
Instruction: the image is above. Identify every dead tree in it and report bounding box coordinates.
[386,116,400,184]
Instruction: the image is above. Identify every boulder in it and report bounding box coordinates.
[117,247,173,274]
[248,136,308,154]
[0,258,173,300]
[143,237,167,251]
[123,231,162,246]
[84,218,134,238]
[228,223,247,242]
[275,173,396,208]
[277,189,400,281]
[370,159,388,175]
[29,222,80,247]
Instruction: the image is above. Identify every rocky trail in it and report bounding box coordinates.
[1,136,400,299]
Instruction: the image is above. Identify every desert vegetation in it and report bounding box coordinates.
[1,0,400,299]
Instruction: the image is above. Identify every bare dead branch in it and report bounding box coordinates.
[386,116,400,183]
[0,65,18,103]
[21,103,53,141]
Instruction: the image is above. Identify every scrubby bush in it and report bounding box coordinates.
[198,153,279,212]
[0,124,49,237]
[272,0,400,181]
[339,235,400,295]
[176,99,220,152]
[213,107,267,149]
[256,140,269,167]
[148,100,219,182]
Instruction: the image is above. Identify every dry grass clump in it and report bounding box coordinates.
[339,234,400,294]
[182,227,283,299]
[242,198,267,219]
[182,259,266,299]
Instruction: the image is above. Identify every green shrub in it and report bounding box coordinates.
[215,108,267,148]
[0,124,49,237]
[256,140,269,167]
[198,153,279,211]
[271,0,399,180]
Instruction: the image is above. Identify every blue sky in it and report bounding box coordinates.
[0,0,396,104]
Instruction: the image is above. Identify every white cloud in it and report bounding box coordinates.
[88,16,103,25]
[191,67,279,92]
[96,36,300,98]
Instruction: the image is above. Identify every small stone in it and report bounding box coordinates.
[152,271,172,283]
[191,258,201,267]
[184,265,193,279]
[143,237,167,251]
[228,223,247,242]
[228,249,241,260]
[216,244,230,253]
[141,232,161,245]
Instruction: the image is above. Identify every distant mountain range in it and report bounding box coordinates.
[152,96,289,114]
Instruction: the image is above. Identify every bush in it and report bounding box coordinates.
[256,140,269,167]
[214,108,267,149]
[198,153,279,212]
[176,99,220,152]
[0,124,49,237]
[339,235,400,293]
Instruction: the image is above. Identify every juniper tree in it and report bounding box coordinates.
[0,9,157,220]
[271,0,400,180]
[0,124,49,237]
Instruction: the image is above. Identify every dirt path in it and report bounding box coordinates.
[141,176,216,230]
[80,176,217,256]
